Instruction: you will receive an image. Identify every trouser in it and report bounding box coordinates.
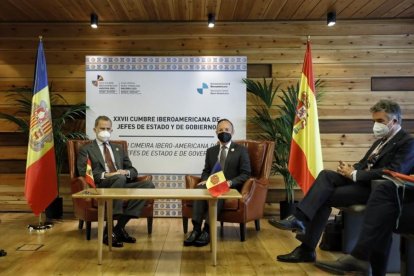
[295,170,371,249]
[191,183,225,231]
[351,181,414,276]
[99,174,155,217]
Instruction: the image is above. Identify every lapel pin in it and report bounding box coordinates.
[231,148,234,152]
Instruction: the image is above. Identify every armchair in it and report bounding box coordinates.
[67,139,154,240]
[182,139,275,241]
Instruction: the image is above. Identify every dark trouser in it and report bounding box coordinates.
[98,174,155,217]
[295,170,371,249]
[191,184,225,232]
[351,181,414,276]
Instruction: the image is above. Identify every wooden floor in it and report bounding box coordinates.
[0,213,344,275]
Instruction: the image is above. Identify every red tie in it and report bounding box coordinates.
[103,143,116,172]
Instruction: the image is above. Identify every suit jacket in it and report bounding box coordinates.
[353,129,414,182]
[77,140,138,184]
[201,141,251,191]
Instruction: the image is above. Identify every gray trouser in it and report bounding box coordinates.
[191,183,224,231]
[99,174,155,217]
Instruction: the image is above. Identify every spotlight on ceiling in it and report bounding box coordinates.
[91,13,98,29]
[327,11,336,27]
[208,13,215,28]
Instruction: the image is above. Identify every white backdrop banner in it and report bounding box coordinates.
[85,56,247,175]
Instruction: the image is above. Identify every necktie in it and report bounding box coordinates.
[103,143,117,172]
[219,146,227,169]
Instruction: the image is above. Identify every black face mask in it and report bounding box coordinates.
[218,132,232,143]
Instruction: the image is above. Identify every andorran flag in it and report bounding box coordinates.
[85,156,96,188]
[206,162,229,197]
[25,38,58,215]
[288,39,323,194]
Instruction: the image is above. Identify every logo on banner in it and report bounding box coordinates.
[197,83,209,94]
[92,75,104,87]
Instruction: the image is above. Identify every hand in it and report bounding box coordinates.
[227,180,232,187]
[197,180,207,186]
[337,161,354,179]
[105,171,121,178]
[117,169,129,175]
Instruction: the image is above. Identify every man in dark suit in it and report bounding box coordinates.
[315,180,414,276]
[77,115,155,248]
[269,100,414,270]
[183,118,251,247]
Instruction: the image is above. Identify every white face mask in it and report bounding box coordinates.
[97,130,111,142]
[372,122,390,139]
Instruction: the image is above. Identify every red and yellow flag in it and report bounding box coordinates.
[25,39,58,215]
[85,156,96,188]
[288,40,323,194]
[206,162,229,197]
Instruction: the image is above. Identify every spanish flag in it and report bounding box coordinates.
[25,38,58,215]
[85,156,96,188]
[288,39,323,194]
[206,162,229,197]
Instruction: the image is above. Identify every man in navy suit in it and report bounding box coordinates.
[269,100,414,274]
[77,115,155,248]
[183,118,251,247]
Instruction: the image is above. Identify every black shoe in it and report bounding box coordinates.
[183,230,201,246]
[277,246,316,263]
[268,215,306,235]
[315,255,372,276]
[114,227,136,243]
[103,232,124,247]
[194,231,210,247]
[0,249,6,257]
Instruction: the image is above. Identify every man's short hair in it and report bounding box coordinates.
[95,115,112,127]
[370,99,402,124]
[217,118,234,130]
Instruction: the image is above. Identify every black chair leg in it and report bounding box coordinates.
[86,221,91,240]
[182,217,188,233]
[255,219,260,231]
[220,221,224,236]
[147,217,153,234]
[78,220,84,230]
[239,223,246,242]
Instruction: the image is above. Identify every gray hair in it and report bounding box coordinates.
[370,99,401,124]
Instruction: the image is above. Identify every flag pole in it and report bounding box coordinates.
[28,212,53,232]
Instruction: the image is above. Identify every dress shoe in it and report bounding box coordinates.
[103,232,124,248]
[277,246,316,263]
[183,230,201,246]
[194,231,210,247]
[114,227,136,243]
[268,215,306,235]
[314,254,372,276]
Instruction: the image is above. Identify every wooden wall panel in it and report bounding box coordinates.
[0,19,413,213]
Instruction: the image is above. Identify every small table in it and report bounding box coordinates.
[72,188,242,265]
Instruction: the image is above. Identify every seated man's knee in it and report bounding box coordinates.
[111,174,127,185]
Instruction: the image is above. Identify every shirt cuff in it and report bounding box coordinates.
[101,172,105,179]
[126,170,131,178]
[351,170,357,182]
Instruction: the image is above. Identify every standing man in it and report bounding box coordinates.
[77,115,155,248]
[269,100,414,266]
[183,119,251,247]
